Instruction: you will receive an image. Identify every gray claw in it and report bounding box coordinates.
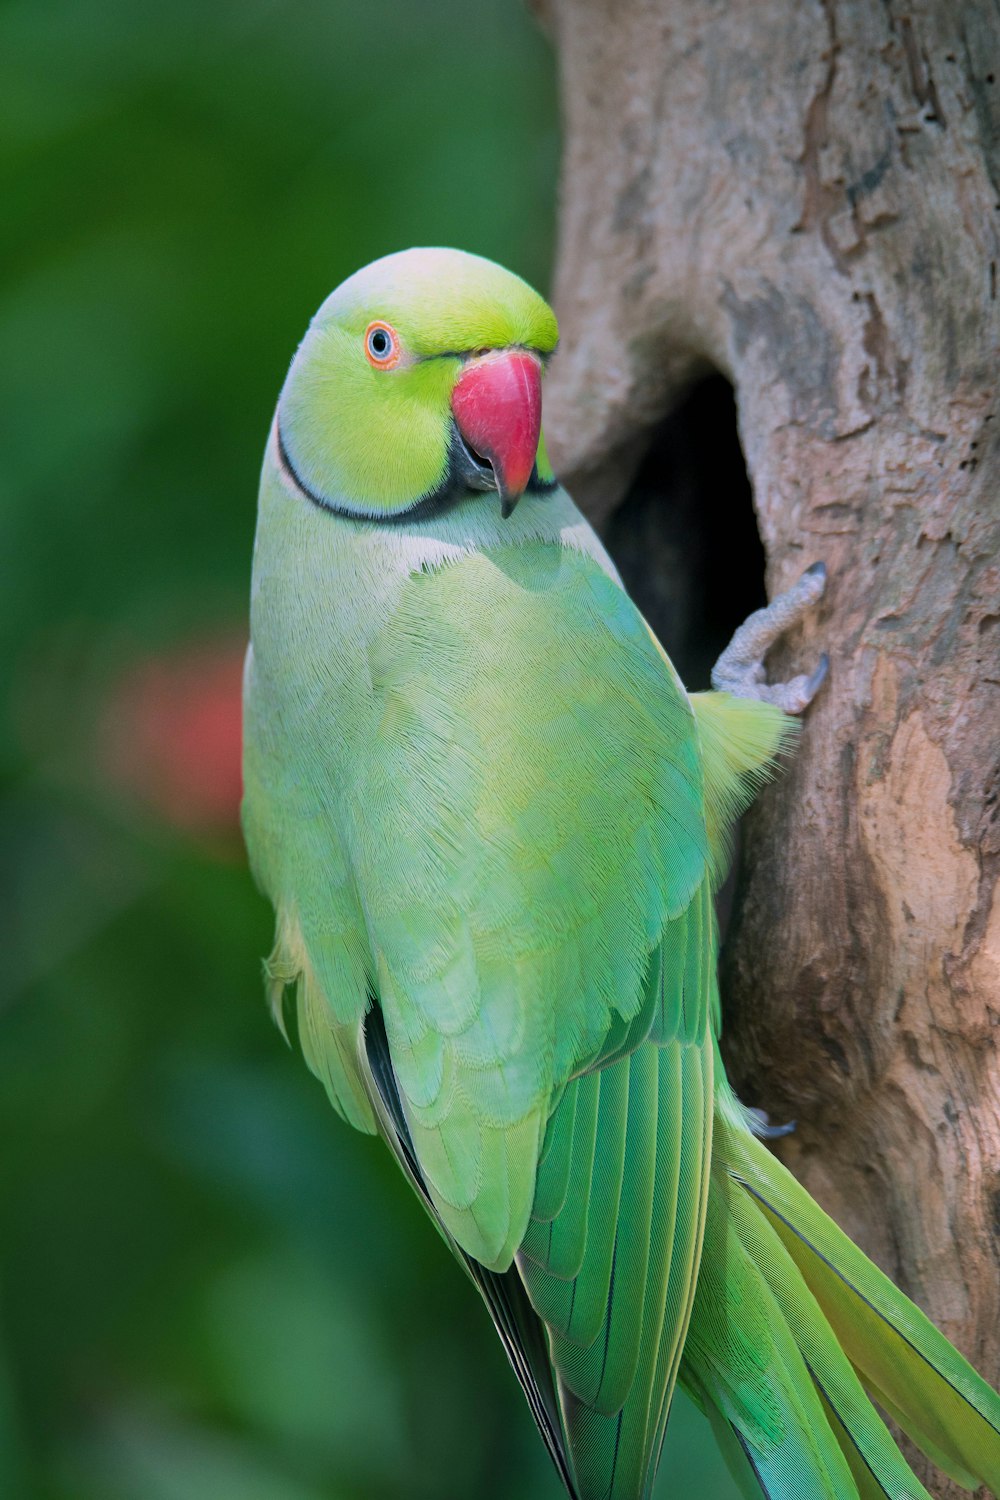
[710,562,829,714]
[746,1106,797,1139]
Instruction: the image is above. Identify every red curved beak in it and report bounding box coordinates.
[451,350,542,517]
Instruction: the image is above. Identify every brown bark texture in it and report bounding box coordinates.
[537,0,1000,1490]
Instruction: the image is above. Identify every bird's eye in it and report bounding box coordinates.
[364,320,401,369]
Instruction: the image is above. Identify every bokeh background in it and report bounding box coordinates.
[1,3,739,1496]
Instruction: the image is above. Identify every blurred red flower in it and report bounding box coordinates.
[101,635,245,836]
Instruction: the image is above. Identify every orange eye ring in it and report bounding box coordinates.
[364,320,402,369]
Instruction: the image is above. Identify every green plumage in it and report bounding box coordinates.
[243,247,1000,1499]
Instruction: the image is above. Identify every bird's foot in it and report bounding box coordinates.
[710,561,829,715]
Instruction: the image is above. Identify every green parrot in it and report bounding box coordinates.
[242,247,1000,1499]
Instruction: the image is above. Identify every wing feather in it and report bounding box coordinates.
[346,543,709,1268]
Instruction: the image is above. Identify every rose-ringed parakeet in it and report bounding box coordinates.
[242,248,1000,1499]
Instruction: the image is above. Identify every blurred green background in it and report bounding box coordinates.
[1,3,738,1496]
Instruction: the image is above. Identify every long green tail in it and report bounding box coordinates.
[518,1039,712,1500]
[680,1074,1000,1498]
[359,937,1000,1499]
[366,992,1000,1499]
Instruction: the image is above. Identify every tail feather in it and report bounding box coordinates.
[863,1380,980,1491]
[696,1403,778,1500]
[641,1041,711,1495]
[723,1169,931,1498]
[551,1045,657,1413]
[683,1172,860,1498]
[810,1375,899,1500]
[517,1037,713,1500]
[697,1087,1000,1496]
[727,1131,1000,1489]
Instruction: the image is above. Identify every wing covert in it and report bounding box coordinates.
[341,543,710,1268]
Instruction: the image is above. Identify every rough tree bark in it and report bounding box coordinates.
[535,1,1000,1491]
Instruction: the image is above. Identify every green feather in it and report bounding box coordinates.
[245,248,1000,1500]
[260,911,375,1135]
[722,1104,1000,1492]
[677,1081,1000,1497]
[684,1171,860,1499]
[642,1040,712,1489]
[518,880,717,1498]
[553,1056,631,1368]
[341,542,707,1268]
[522,1073,600,1298]
[723,1168,931,1498]
[688,690,797,887]
[532,1079,580,1224]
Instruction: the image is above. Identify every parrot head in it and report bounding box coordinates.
[275,247,559,521]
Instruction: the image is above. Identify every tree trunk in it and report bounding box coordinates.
[536,1,1000,1490]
